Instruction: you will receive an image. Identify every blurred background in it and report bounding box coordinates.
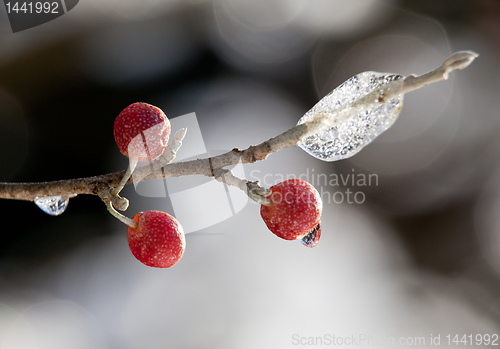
[0,0,500,348]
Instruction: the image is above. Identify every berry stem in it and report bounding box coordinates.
[105,200,137,229]
[111,157,138,197]
[124,128,187,188]
[108,128,186,206]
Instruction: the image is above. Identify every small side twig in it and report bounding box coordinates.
[130,128,188,186]
[213,168,272,205]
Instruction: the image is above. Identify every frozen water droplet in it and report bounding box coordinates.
[298,72,404,161]
[34,195,71,216]
[300,223,321,248]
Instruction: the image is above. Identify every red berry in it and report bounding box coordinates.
[128,210,185,268]
[113,102,171,162]
[260,179,322,242]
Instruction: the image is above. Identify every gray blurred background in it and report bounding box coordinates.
[0,0,500,348]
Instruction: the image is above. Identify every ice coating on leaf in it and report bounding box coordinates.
[34,195,70,216]
[298,72,404,161]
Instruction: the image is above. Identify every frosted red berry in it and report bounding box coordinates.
[113,102,171,162]
[260,179,322,243]
[128,210,185,268]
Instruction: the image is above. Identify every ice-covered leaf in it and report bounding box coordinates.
[298,72,404,161]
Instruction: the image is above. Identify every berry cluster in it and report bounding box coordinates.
[113,102,184,268]
[111,103,323,269]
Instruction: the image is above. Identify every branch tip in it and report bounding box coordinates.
[174,127,188,140]
[443,51,479,70]
[442,51,479,79]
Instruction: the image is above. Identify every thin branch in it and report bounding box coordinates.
[0,123,311,202]
[212,168,272,205]
[306,50,479,133]
[368,50,477,102]
[0,51,478,204]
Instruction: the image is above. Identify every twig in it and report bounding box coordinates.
[0,51,478,204]
[0,123,311,202]
[212,168,272,205]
